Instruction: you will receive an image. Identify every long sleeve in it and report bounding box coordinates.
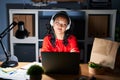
[41,35,52,52]
[68,35,80,53]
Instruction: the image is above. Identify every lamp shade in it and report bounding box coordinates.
[15,21,29,39]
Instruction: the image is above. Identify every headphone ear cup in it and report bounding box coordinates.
[66,24,70,30]
[66,18,71,30]
[50,13,55,26]
[50,19,53,26]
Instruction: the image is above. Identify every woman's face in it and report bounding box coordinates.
[53,16,68,35]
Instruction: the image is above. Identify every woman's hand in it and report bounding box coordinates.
[70,48,80,53]
[70,48,76,52]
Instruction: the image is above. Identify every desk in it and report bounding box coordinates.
[1,62,120,80]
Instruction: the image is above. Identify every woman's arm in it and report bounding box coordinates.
[40,36,52,52]
[69,35,80,53]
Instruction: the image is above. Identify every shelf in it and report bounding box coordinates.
[9,9,117,63]
[13,14,35,37]
[11,37,38,43]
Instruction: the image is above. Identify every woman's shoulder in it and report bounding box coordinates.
[68,35,77,39]
[43,34,52,40]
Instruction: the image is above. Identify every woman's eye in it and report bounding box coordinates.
[55,22,59,25]
[63,24,67,27]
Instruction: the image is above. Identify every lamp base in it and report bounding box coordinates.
[1,61,18,68]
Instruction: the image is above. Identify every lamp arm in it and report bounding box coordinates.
[0,21,18,68]
[0,21,17,61]
[0,21,17,38]
[0,40,9,62]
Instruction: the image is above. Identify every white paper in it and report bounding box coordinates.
[0,62,42,80]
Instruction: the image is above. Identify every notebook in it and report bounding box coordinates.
[41,52,80,74]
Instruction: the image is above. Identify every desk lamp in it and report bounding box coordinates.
[0,21,29,68]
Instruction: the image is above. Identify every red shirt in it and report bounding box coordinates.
[41,35,80,53]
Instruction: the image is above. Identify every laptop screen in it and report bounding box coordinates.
[41,52,80,74]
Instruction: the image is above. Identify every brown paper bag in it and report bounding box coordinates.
[90,38,119,69]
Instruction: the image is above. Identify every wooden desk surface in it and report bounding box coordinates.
[1,62,120,80]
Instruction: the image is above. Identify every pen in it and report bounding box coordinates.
[20,68,26,70]
[9,71,16,75]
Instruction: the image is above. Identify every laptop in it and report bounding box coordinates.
[41,52,80,74]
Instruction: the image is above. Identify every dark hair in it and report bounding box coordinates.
[53,11,70,25]
[47,11,71,47]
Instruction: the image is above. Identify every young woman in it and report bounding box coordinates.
[41,11,80,53]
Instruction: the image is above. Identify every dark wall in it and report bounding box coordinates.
[0,0,120,61]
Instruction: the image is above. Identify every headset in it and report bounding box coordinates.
[50,11,71,30]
